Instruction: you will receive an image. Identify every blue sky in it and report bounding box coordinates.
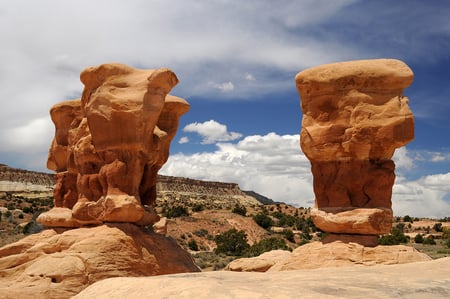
[0,0,449,217]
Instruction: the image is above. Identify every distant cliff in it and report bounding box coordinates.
[0,164,274,205]
[0,164,54,192]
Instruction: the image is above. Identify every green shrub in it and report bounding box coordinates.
[188,239,199,251]
[162,205,189,218]
[192,203,205,212]
[414,233,424,243]
[433,223,443,232]
[232,204,247,216]
[193,229,209,237]
[214,228,249,256]
[253,213,273,229]
[422,236,436,245]
[245,237,290,257]
[282,229,295,242]
[378,227,409,245]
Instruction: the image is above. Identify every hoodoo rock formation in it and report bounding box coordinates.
[296,59,414,245]
[38,63,189,228]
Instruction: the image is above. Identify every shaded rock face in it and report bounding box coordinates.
[295,59,414,238]
[39,63,189,227]
[0,223,200,299]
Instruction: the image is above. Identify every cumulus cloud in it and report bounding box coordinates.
[393,147,415,171]
[160,132,314,206]
[178,136,189,144]
[163,131,450,217]
[392,172,450,218]
[210,81,235,92]
[183,120,243,144]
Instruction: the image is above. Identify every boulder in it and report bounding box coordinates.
[0,223,200,299]
[295,59,414,239]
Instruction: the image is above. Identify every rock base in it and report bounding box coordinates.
[322,233,379,247]
[0,223,200,298]
[226,241,431,272]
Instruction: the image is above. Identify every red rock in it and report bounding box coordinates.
[38,63,189,227]
[295,59,414,239]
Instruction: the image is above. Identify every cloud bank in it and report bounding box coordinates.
[163,128,450,218]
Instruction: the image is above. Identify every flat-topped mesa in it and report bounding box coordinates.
[296,59,414,245]
[38,63,189,228]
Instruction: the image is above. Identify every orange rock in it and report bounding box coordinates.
[38,63,189,227]
[295,59,414,238]
[0,223,200,298]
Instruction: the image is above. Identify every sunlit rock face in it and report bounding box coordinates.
[295,59,414,241]
[39,63,189,227]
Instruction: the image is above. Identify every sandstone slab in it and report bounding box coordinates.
[74,257,450,299]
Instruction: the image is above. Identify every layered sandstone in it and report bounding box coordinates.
[38,63,189,227]
[0,223,200,299]
[226,241,431,272]
[295,59,414,241]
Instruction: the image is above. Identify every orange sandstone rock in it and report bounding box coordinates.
[296,59,414,237]
[38,63,189,227]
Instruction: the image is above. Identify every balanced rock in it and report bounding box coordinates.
[295,59,414,240]
[39,63,189,227]
[0,223,200,299]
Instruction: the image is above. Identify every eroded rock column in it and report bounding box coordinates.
[295,59,414,246]
[38,63,189,227]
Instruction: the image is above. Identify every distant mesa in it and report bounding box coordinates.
[296,59,415,246]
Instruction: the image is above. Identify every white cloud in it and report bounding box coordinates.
[210,81,235,92]
[392,147,415,171]
[178,136,189,144]
[160,132,314,207]
[245,73,256,81]
[183,120,243,144]
[392,172,450,218]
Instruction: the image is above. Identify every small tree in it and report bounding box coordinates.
[245,237,289,257]
[253,213,273,229]
[214,228,249,256]
[433,222,443,232]
[232,204,247,216]
[422,236,436,245]
[282,229,295,243]
[188,239,199,251]
[414,233,424,243]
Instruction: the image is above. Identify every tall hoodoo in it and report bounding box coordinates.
[38,63,189,227]
[295,59,414,245]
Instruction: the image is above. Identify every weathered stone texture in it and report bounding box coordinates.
[38,63,189,227]
[296,59,414,237]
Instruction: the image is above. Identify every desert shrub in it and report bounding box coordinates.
[403,215,413,223]
[433,222,443,232]
[18,213,24,219]
[445,238,450,248]
[162,205,189,218]
[253,213,273,229]
[414,233,424,243]
[193,228,209,237]
[214,228,249,256]
[378,227,409,245]
[277,214,296,227]
[22,206,33,214]
[422,236,436,245]
[245,237,290,257]
[188,239,199,251]
[232,204,247,216]
[282,229,295,242]
[192,203,205,212]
